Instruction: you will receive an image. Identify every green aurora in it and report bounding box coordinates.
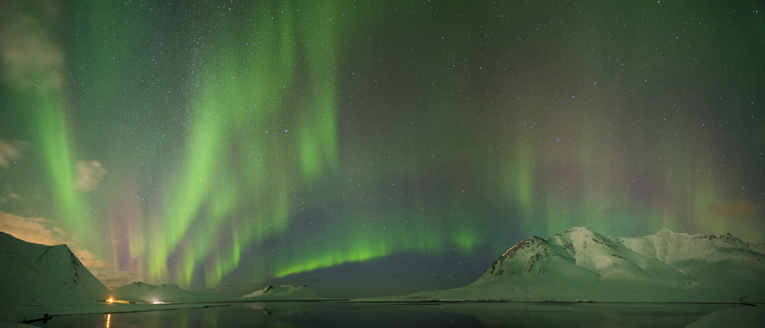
[0,0,763,297]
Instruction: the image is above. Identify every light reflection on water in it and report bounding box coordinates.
[30,301,737,328]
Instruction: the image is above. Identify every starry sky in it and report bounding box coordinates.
[0,0,764,298]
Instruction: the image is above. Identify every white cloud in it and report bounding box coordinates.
[0,140,27,205]
[75,249,140,290]
[0,0,63,92]
[0,211,65,245]
[0,139,26,169]
[75,160,106,191]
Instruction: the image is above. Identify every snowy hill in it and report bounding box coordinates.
[241,284,323,300]
[616,230,765,276]
[751,243,765,255]
[111,282,235,303]
[403,227,765,302]
[0,232,110,304]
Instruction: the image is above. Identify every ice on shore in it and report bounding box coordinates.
[686,306,765,328]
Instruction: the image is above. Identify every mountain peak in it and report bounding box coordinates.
[564,226,596,233]
[241,284,322,299]
[560,226,612,240]
[481,235,578,278]
[655,228,676,235]
[112,281,233,302]
[124,282,186,291]
[425,226,765,302]
[0,232,109,303]
[498,235,548,260]
[559,226,608,241]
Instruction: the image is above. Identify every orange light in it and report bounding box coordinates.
[108,298,113,303]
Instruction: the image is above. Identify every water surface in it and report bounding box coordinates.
[30,301,736,328]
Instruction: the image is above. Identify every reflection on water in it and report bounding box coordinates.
[31,301,737,328]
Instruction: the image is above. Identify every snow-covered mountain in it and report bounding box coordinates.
[111,282,235,303]
[616,229,764,276]
[0,232,110,304]
[241,284,322,300]
[405,227,765,302]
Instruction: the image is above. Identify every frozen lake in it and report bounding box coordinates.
[30,301,737,327]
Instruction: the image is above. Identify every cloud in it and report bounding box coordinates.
[0,140,27,208]
[0,0,63,92]
[91,268,141,291]
[74,249,140,288]
[0,211,138,290]
[710,201,758,218]
[75,160,106,191]
[0,140,25,168]
[0,211,65,245]
[75,249,111,269]
[0,140,27,181]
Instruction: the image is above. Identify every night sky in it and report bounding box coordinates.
[0,0,764,298]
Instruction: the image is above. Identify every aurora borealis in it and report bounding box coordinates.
[0,0,763,298]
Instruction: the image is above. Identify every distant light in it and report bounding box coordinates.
[108,298,113,303]
[152,301,162,304]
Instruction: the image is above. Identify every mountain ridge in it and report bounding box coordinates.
[0,232,110,304]
[401,227,765,302]
[111,281,234,303]
[241,284,323,300]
